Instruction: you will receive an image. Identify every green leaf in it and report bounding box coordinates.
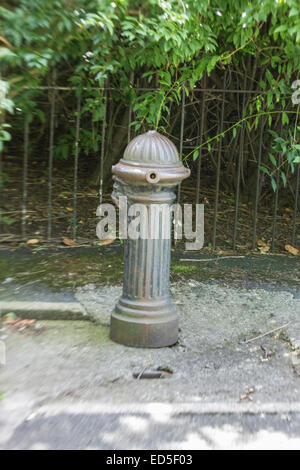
[289,8,298,17]
[268,115,272,127]
[266,69,273,84]
[269,154,277,166]
[271,178,277,193]
[267,90,273,108]
[0,47,17,59]
[281,171,287,187]
[268,130,278,138]
[259,165,270,175]
[282,112,289,125]
[274,25,288,34]
[259,80,266,90]
[287,151,295,163]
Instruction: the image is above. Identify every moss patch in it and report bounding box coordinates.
[171,264,197,273]
[39,320,111,346]
[0,248,124,288]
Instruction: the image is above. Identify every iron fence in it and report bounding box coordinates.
[0,78,299,252]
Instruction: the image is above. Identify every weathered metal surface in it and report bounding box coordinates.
[123,130,179,164]
[110,130,190,348]
[112,160,190,184]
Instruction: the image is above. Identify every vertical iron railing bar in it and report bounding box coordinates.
[252,107,265,249]
[0,69,2,236]
[0,138,2,237]
[47,68,56,241]
[22,116,29,238]
[127,71,134,144]
[177,84,185,204]
[271,121,283,251]
[292,162,300,246]
[292,104,300,246]
[196,73,207,205]
[233,75,247,250]
[72,93,81,241]
[212,75,226,250]
[99,82,107,207]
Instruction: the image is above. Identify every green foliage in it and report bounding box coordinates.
[0,0,299,189]
[0,80,14,152]
[259,127,300,191]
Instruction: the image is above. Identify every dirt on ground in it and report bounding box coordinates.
[0,245,299,290]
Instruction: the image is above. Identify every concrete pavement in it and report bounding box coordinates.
[1,279,300,449]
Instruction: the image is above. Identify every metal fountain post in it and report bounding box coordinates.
[110,130,190,347]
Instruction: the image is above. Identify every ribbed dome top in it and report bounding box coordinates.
[123,130,179,165]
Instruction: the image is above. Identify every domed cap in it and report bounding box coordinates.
[112,130,190,185]
[123,130,179,165]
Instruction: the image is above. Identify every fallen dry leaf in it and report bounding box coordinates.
[62,237,77,246]
[13,319,36,330]
[258,245,270,253]
[26,238,39,245]
[257,239,270,253]
[12,318,44,333]
[99,237,116,246]
[285,244,299,256]
[14,319,36,326]
[257,239,268,247]
[239,387,256,402]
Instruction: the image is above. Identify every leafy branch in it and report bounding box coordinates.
[183,109,299,162]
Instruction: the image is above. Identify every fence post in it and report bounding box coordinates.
[47,68,56,240]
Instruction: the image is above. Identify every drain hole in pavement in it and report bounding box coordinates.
[133,366,173,379]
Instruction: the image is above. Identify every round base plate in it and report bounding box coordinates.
[110,297,178,348]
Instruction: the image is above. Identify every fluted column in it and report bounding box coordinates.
[110,187,178,348]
